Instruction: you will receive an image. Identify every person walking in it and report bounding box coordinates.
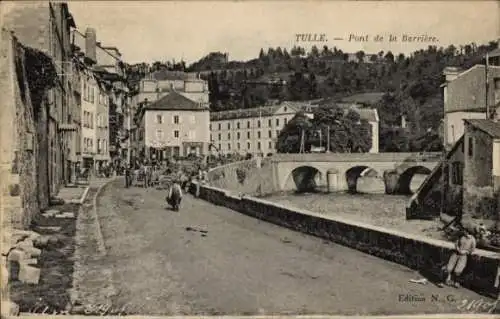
[441,229,477,288]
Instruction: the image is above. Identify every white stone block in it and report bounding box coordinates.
[1,301,20,316]
[18,264,40,284]
[17,242,41,258]
[43,209,59,217]
[22,258,38,266]
[35,226,61,233]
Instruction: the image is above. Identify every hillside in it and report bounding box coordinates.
[184,42,499,151]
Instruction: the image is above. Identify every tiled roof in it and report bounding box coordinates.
[465,119,500,138]
[210,105,291,121]
[144,92,208,111]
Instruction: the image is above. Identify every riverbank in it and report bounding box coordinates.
[263,191,446,240]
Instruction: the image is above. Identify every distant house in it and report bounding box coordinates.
[462,119,500,219]
[441,59,500,149]
[134,92,210,160]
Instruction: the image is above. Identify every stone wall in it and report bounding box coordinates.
[190,181,500,298]
[0,30,50,230]
[207,158,276,196]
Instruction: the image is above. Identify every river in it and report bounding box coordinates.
[262,174,444,238]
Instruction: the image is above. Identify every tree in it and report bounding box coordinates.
[356,50,365,63]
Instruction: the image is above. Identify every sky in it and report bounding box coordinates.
[28,1,500,64]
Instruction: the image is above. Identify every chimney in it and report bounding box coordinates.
[443,66,462,82]
[85,28,97,62]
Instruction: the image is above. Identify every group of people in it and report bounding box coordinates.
[123,160,209,211]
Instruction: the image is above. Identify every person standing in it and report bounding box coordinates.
[442,229,476,288]
[125,164,131,188]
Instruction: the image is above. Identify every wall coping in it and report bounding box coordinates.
[197,182,500,260]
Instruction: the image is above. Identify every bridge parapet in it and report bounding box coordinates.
[271,152,441,163]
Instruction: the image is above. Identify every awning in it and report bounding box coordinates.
[58,123,78,131]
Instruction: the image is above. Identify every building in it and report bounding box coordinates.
[133,92,210,161]
[210,102,313,156]
[462,119,500,222]
[2,1,77,196]
[137,70,209,106]
[72,27,129,171]
[441,59,500,149]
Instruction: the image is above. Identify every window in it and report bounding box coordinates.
[189,130,196,140]
[227,122,231,130]
[237,122,240,129]
[284,106,288,112]
[156,115,163,124]
[268,141,272,149]
[174,130,179,138]
[209,124,212,130]
[210,134,213,141]
[468,137,474,157]
[276,118,280,126]
[284,118,288,125]
[156,129,163,140]
[276,130,279,137]
[228,133,231,140]
[174,115,180,124]
[247,121,250,128]
[218,123,221,130]
[247,142,251,149]
[451,162,463,185]
[257,131,261,139]
[218,144,221,150]
[228,143,231,150]
[258,142,261,150]
[218,133,221,140]
[247,132,250,139]
[268,119,272,127]
[258,120,261,128]
[268,130,272,138]
[237,143,241,150]
[237,132,240,139]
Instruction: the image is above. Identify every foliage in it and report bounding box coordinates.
[276,104,372,153]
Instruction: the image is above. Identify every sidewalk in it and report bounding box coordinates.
[4,177,116,316]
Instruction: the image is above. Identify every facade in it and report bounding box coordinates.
[441,63,500,149]
[210,103,311,156]
[336,103,380,153]
[73,27,129,170]
[134,92,210,161]
[462,119,500,222]
[137,70,209,106]
[3,1,77,195]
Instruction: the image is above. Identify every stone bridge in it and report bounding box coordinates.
[269,152,441,194]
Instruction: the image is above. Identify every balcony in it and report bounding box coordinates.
[58,123,79,131]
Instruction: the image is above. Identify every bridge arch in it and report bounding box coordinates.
[345,166,379,193]
[284,165,324,193]
[397,165,432,195]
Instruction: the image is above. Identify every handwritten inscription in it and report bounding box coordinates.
[295,33,439,43]
[456,298,498,314]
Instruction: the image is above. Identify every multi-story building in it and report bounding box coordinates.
[133,92,210,161]
[137,70,209,106]
[209,102,312,156]
[3,1,77,196]
[441,53,500,149]
[73,27,129,171]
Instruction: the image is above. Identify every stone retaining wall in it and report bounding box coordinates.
[190,182,500,298]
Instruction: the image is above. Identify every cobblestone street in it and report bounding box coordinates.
[78,178,493,315]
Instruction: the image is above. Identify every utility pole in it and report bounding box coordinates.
[299,129,305,153]
[486,52,490,119]
[326,125,331,153]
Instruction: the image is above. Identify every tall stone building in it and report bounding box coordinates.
[2,1,77,199]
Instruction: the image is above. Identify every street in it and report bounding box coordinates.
[91,179,491,315]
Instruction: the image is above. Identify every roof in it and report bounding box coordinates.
[356,108,379,122]
[210,104,302,121]
[144,92,208,111]
[487,47,500,59]
[339,92,385,105]
[464,119,500,138]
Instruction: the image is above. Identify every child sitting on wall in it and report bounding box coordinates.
[441,229,476,288]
